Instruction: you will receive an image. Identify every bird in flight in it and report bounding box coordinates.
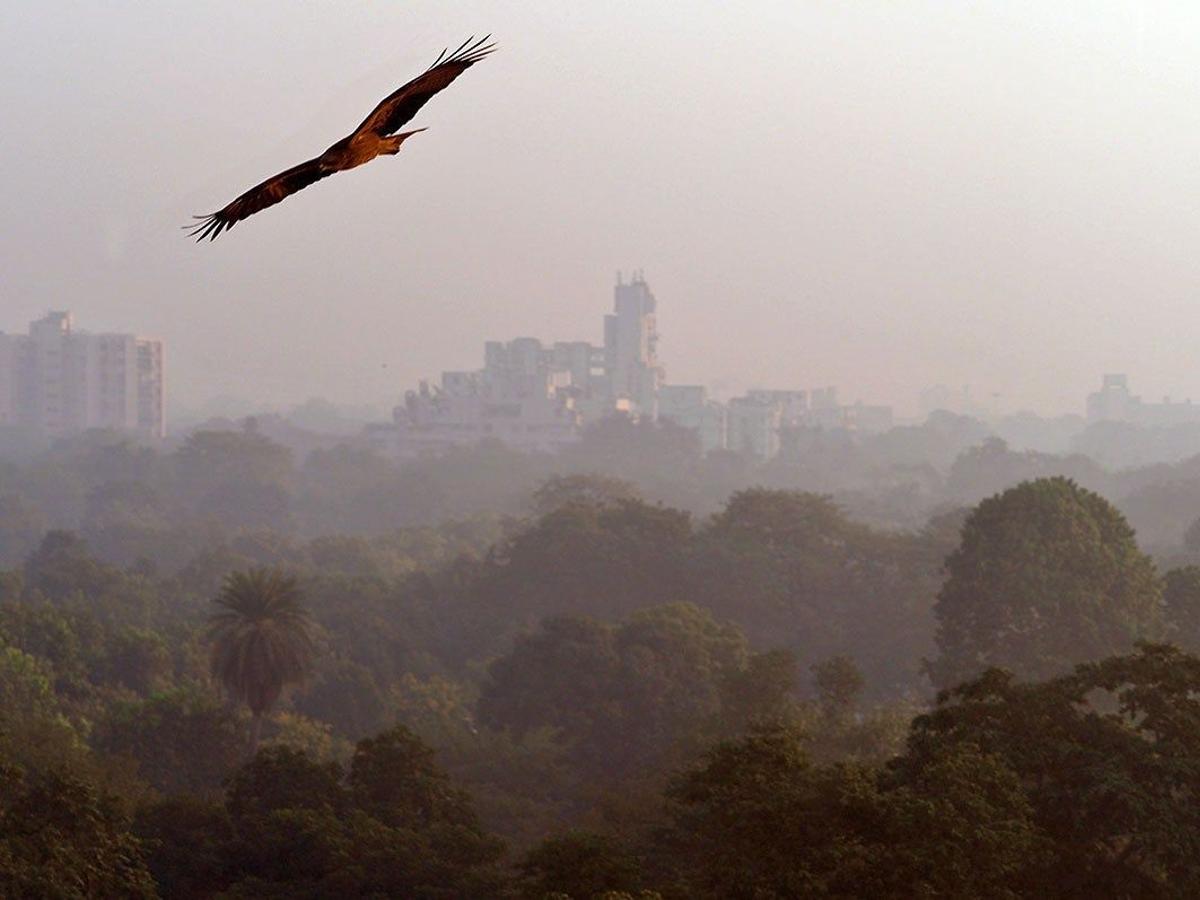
[187,35,495,241]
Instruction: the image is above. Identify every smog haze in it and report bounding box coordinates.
[2,1,1195,416]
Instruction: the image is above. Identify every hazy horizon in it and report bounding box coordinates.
[4,1,1198,418]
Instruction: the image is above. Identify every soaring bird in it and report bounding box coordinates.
[187,35,495,241]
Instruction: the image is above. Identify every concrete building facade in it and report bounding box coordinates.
[373,273,893,461]
[0,312,165,440]
[658,384,726,453]
[1086,374,1200,427]
[379,274,668,460]
[604,272,663,410]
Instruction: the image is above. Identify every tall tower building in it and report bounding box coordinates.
[0,312,165,440]
[604,271,664,411]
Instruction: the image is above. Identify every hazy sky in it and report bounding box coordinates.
[3,1,1199,418]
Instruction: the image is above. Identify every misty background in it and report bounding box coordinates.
[13,6,1200,895]
[2,1,1197,417]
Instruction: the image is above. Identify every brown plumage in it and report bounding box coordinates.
[187,35,495,241]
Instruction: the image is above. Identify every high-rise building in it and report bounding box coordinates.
[604,272,663,411]
[373,271,894,461]
[0,312,165,440]
[1085,374,1200,427]
[1086,374,1137,423]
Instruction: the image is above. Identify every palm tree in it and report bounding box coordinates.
[208,568,315,749]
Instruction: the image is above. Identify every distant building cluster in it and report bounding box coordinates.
[919,384,994,420]
[370,274,893,461]
[0,312,165,441]
[1086,374,1200,427]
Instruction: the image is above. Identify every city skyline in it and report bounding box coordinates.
[5,291,1198,442]
[367,272,901,462]
[6,3,1200,417]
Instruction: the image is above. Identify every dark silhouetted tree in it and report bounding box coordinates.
[904,644,1200,896]
[810,655,865,724]
[658,720,1038,899]
[517,831,642,899]
[530,473,641,516]
[208,568,315,748]
[1165,566,1200,653]
[0,764,156,898]
[928,477,1161,688]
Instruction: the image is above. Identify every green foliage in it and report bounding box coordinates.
[134,797,233,899]
[0,493,46,566]
[658,721,1038,899]
[1165,565,1200,652]
[929,477,1163,688]
[173,429,295,531]
[479,604,749,777]
[81,480,170,567]
[208,568,315,737]
[715,648,799,735]
[24,530,126,604]
[98,627,171,695]
[0,644,87,774]
[811,655,865,724]
[264,712,353,765]
[517,831,642,899]
[904,644,1200,896]
[295,444,400,534]
[348,725,477,829]
[215,730,505,898]
[694,488,939,695]
[0,599,98,697]
[226,745,344,824]
[7,433,1200,896]
[299,573,437,686]
[531,473,641,516]
[472,496,694,652]
[429,722,577,854]
[945,437,1104,506]
[1185,515,1200,554]
[91,689,245,796]
[398,438,547,521]
[0,763,156,899]
[294,657,388,741]
[388,671,477,746]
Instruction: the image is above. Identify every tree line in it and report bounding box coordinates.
[3,464,1200,895]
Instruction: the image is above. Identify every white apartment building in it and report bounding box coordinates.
[1084,373,1200,427]
[371,373,580,461]
[658,384,726,453]
[727,395,785,458]
[0,312,165,440]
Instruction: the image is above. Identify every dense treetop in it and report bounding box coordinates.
[5,419,1200,896]
[929,477,1163,688]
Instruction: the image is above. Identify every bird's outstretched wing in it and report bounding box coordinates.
[186,156,334,241]
[352,34,496,138]
[188,36,494,241]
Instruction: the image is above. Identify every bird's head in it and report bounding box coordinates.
[383,128,428,155]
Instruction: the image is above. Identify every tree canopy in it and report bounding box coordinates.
[928,477,1162,688]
